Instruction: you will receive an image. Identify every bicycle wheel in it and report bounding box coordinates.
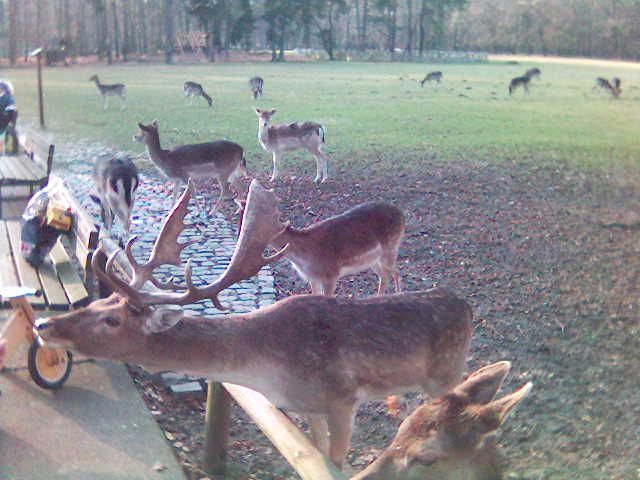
[27,340,73,390]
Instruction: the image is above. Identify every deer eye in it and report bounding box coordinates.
[104,317,121,328]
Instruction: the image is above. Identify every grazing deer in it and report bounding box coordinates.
[133,120,247,215]
[34,180,474,470]
[89,155,139,240]
[238,195,405,296]
[508,75,531,96]
[594,77,621,98]
[524,67,541,79]
[352,362,532,480]
[420,71,443,86]
[183,81,213,107]
[89,74,127,110]
[249,76,264,100]
[255,108,330,183]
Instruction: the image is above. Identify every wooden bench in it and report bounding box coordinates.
[0,175,98,311]
[0,131,54,218]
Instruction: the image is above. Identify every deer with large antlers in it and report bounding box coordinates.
[255,108,331,183]
[134,121,247,215]
[352,361,532,480]
[239,197,405,296]
[34,180,473,470]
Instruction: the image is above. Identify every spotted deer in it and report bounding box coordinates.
[352,361,532,480]
[238,194,405,296]
[34,180,474,471]
[249,76,264,100]
[594,77,621,98]
[89,155,139,240]
[89,75,127,110]
[133,120,247,215]
[255,108,331,183]
[420,71,443,86]
[183,81,213,107]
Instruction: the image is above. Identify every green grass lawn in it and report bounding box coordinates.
[4,59,640,173]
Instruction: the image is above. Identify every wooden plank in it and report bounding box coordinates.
[224,384,348,480]
[1,156,36,181]
[0,221,21,307]
[49,240,89,307]
[18,157,47,181]
[4,220,46,308]
[37,250,71,310]
[0,157,16,180]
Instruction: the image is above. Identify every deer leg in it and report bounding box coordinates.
[310,147,330,183]
[327,402,356,470]
[309,279,324,295]
[171,179,182,204]
[270,152,282,182]
[210,181,227,215]
[308,416,330,457]
[102,96,108,111]
[373,263,390,295]
[322,277,338,296]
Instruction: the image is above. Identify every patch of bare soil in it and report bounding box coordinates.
[130,157,640,480]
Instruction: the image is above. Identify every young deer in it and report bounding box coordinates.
[89,155,140,239]
[133,120,247,215]
[594,77,621,98]
[420,71,443,86]
[249,76,264,100]
[89,74,127,110]
[352,362,532,480]
[508,75,531,96]
[34,180,474,471]
[183,81,213,107]
[238,195,405,295]
[524,67,541,79]
[255,108,331,183]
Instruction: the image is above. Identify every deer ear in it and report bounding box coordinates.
[269,109,277,115]
[477,382,533,433]
[254,108,262,115]
[145,307,184,334]
[455,361,511,404]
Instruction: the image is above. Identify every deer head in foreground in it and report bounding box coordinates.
[238,193,405,296]
[34,183,473,470]
[134,120,247,215]
[249,76,264,100]
[89,155,139,240]
[255,108,331,183]
[352,362,532,480]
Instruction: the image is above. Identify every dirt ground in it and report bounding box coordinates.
[128,156,640,480]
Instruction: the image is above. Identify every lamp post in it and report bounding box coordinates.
[29,48,45,129]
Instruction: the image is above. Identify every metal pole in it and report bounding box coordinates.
[36,53,45,129]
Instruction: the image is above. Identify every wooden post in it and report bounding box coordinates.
[203,381,231,475]
[29,48,45,129]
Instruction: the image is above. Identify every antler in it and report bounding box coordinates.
[92,179,288,310]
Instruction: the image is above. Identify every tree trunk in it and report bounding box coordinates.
[138,0,148,55]
[361,0,368,50]
[8,0,18,67]
[112,0,120,60]
[163,0,174,64]
[405,0,413,56]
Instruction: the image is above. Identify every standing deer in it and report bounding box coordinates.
[34,180,474,471]
[420,71,443,86]
[249,76,264,100]
[133,120,247,215]
[255,108,331,183]
[89,75,127,110]
[238,194,405,296]
[89,155,140,240]
[352,362,533,480]
[594,77,622,98]
[524,67,541,79]
[183,81,213,107]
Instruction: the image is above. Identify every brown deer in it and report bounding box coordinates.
[249,76,264,100]
[34,180,474,471]
[183,81,213,107]
[352,361,532,480]
[420,71,443,86]
[524,67,541,79]
[133,120,247,215]
[255,108,331,183]
[89,75,127,110]
[594,77,621,98]
[238,193,405,296]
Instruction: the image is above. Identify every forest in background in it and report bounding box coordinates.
[0,0,639,64]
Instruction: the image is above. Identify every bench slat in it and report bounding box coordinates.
[1,156,35,180]
[0,221,22,308]
[49,241,90,307]
[37,241,72,310]
[4,220,46,308]
[18,156,47,181]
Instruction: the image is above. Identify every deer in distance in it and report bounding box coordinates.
[183,81,213,107]
[594,77,621,98]
[133,120,247,216]
[255,108,331,183]
[249,76,264,100]
[89,155,139,241]
[89,75,127,110]
[238,193,405,296]
[421,71,443,86]
[33,180,474,471]
[524,67,541,79]
[352,361,533,480]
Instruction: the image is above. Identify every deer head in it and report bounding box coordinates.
[352,362,532,480]
[133,120,159,144]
